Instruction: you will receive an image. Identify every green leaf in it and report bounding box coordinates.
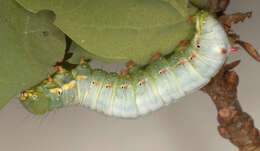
[67,42,92,64]
[189,0,209,8]
[16,0,195,65]
[0,0,66,109]
[68,42,125,64]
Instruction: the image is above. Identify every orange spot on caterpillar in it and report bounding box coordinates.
[105,83,112,88]
[152,52,161,59]
[179,40,188,47]
[121,84,128,89]
[159,68,166,74]
[55,66,64,71]
[23,91,28,98]
[178,60,185,65]
[189,53,196,60]
[80,57,85,64]
[221,49,227,54]
[120,69,128,76]
[141,79,147,84]
[126,61,134,68]
[19,91,29,101]
[230,47,239,52]
[48,75,53,82]
[138,79,148,86]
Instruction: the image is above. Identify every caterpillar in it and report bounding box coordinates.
[19,11,238,118]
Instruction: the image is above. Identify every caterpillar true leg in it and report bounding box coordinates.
[20,11,235,118]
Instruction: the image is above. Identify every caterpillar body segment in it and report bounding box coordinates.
[96,73,118,115]
[20,11,233,118]
[82,70,107,109]
[134,71,164,115]
[191,55,217,78]
[112,75,138,118]
[71,63,92,104]
[146,57,185,104]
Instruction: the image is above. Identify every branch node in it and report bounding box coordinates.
[219,107,232,118]
[218,125,231,139]
[252,128,259,137]
[224,71,239,89]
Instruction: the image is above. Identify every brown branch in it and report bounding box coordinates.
[201,62,260,151]
[200,2,260,150]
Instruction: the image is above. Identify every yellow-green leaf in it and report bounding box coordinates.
[0,0,66,109]
[16,0,196,65]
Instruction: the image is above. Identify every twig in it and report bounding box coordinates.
[200,1,260,150]
[201,61,260,151]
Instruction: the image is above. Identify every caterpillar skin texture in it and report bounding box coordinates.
[20,11,233,118]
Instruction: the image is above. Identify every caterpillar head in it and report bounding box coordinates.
[19,80,63,115]
[19,90,51,115]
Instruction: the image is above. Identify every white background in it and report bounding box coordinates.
[0,0,259,151]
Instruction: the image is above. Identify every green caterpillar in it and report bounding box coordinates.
[19,11,238,118]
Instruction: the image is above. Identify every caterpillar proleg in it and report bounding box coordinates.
[19,11,237,118]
